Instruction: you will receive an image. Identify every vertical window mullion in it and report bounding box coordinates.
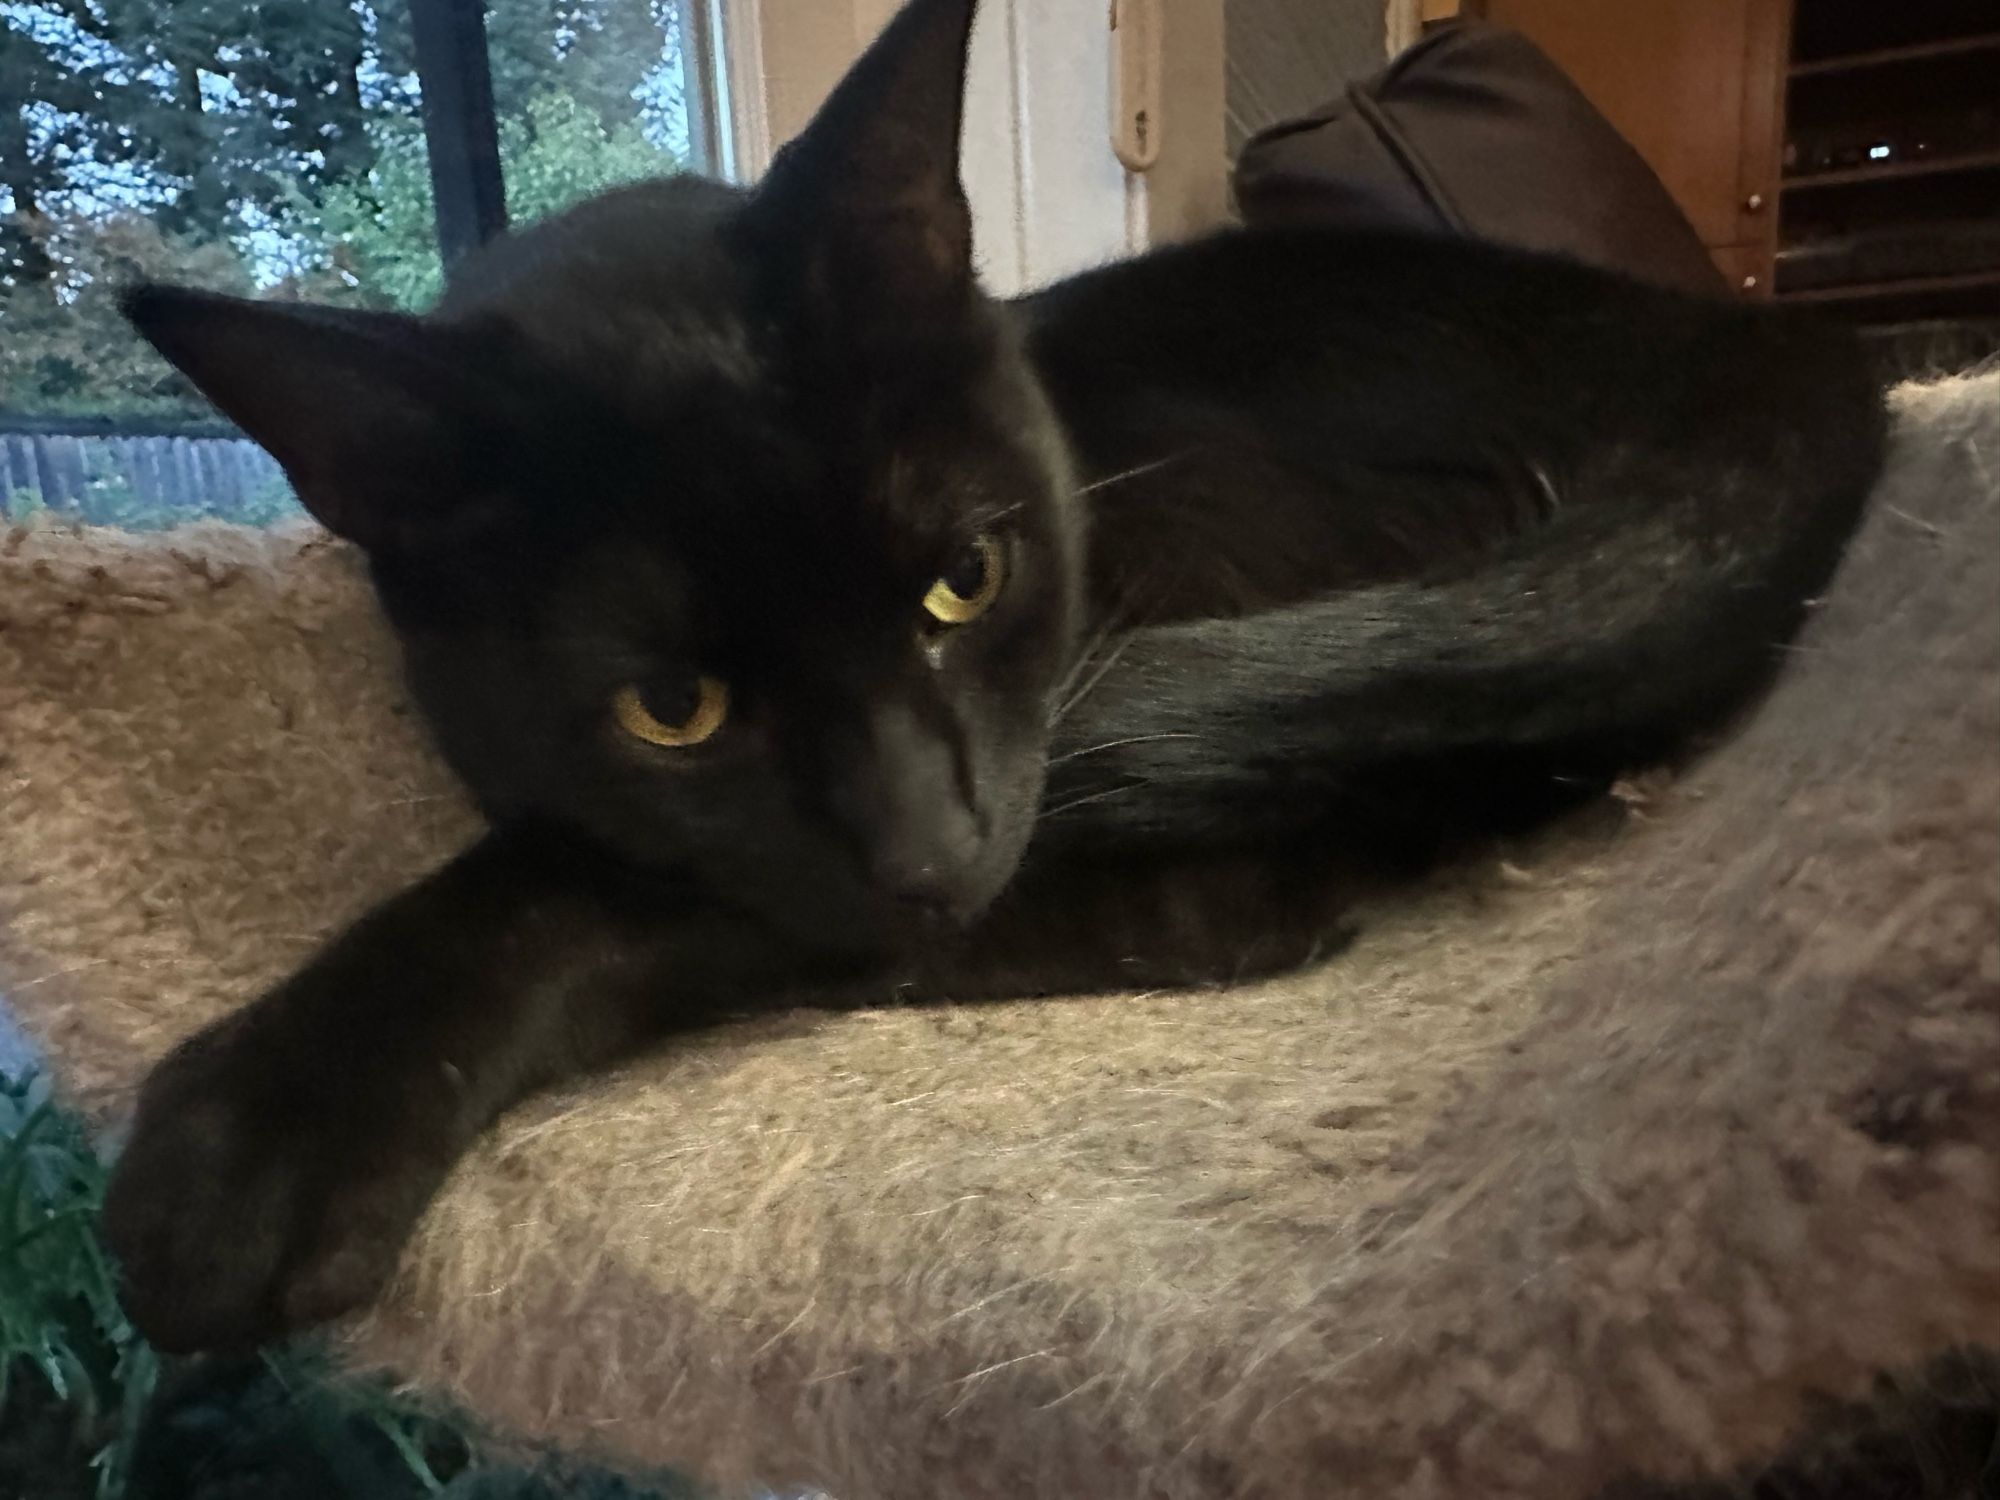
[681,0,724,178]
[408,0,509,274]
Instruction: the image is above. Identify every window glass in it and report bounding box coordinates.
[487,0,707,237]
[0,0,724,530]
[1,1,433,525]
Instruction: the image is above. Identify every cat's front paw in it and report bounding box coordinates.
[102,1015,443,1353]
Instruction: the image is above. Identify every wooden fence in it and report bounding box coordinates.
[0,426,297,530]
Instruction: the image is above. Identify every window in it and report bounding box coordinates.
[0,0,729,529]
[1,0,1234,530]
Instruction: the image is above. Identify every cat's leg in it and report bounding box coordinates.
[102,824,854,1354]
[105,838,1352,1351]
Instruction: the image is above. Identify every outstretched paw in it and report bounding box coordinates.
[103,1016,445,1353]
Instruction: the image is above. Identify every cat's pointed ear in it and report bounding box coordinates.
[123,284,508,553]
[746,0,979,319]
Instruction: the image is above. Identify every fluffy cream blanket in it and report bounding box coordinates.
[3,371,1996,1499]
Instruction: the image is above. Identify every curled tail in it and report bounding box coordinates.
[1043,314,1889,850]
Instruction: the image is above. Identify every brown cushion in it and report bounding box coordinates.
[1235,22,1726,295]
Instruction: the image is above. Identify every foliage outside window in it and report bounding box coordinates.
[1,0,700,526]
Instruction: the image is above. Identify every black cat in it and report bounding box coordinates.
[103,0,1885,1353]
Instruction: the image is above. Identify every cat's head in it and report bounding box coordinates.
[125,0,1082,950]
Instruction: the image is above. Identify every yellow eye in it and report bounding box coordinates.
[613,675,730,748]
[923,534,1005,626]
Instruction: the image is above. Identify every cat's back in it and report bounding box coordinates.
[1017,224,1868,440]
[1013,225,1884,613]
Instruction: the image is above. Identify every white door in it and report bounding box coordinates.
[720,0,1231,295]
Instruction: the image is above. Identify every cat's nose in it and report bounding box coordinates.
[826,702,988,918]
[871,829,982,920]
[880,873,966,927]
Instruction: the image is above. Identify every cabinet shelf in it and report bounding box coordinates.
[1788,31,2000,79]
[1779,266,2000,304]
[1782,147,2000,192]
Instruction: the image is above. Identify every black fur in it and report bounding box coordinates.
[103,0,1885,1352]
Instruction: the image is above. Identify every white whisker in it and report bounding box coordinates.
[1038,781,1149,822]
[1047,732,1199,766]
[1047,620,1121,715]
[1051,635,1133,727]
[1074,452,1197,497]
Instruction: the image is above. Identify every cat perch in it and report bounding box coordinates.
[2,368,1996,1498]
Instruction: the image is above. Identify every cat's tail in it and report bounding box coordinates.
[1042,320,1890,848]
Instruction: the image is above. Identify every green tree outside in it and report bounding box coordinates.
[1,0,694,423]
[312,89,680,313]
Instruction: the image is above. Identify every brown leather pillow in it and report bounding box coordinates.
[1234,22,1725,296]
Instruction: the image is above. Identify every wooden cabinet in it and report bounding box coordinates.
[1475,0,1791,295]
[1461,0,2000,321]
[1778,5,2000,322]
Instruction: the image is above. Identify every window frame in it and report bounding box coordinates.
[408,0,510,270]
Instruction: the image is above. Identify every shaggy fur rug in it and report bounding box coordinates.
[3,369,1996,1499]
